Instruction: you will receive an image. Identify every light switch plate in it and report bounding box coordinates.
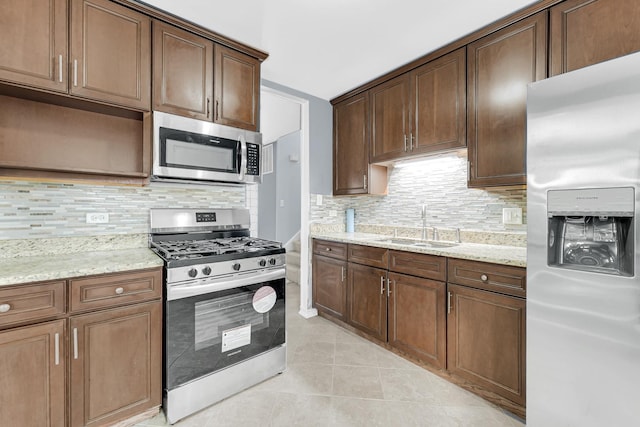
[502,208,522,225]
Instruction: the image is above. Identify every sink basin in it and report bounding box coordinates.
[371,238,459,248]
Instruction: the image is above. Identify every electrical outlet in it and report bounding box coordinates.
[86,212,109,224]
[502,208,522,225]
[280,200,285,207]
[316,194,323,206]
[329,210,337,217]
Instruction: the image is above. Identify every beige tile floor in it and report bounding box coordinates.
[136,281,525,427]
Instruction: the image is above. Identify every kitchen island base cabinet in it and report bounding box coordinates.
[0,320,66,427]
[70,300,162,427]
[447,284,526,407]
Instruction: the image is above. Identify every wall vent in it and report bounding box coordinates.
[262,143,274,175]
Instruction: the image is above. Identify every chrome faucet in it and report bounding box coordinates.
[421,204,428,240]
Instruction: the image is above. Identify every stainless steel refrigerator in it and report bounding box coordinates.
[526,51,640,426]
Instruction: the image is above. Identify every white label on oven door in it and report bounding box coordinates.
[221,324,251,353]
[252,286,277,313]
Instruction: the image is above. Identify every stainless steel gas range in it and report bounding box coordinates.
[149,208,286,424]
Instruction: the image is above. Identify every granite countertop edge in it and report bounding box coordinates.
[311,232,527,268]
[0,248,164,287]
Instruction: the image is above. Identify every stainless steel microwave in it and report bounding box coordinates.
[152,111,262,185]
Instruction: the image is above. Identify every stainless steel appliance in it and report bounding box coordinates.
[149,208,285,424]
[527,52,640,426]
[152,111,262,185]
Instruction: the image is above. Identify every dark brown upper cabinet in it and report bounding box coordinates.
[70,0,151,110]
[214,45,260,131]
[153,21,214,121]
[333,92,387,196]
[369,48,466,164]
[411,48,467,156]
[550,0,640,76]
[0,0,68,93]
[370,75,411,162]
[467,11,547,187]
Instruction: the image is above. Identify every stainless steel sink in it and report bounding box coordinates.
[371,238,459,248]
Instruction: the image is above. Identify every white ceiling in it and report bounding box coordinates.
[141,0,538,100]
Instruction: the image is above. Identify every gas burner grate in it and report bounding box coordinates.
[151,237,282,261]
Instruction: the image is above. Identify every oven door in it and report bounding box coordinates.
[165,268,286,391]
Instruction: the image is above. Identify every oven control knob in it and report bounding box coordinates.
[269,258,277,266]
[188,268,198,278]
[202,266,212,276]
[259,259,267,267]
[233,263,241,271]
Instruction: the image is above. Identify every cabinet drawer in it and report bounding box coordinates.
[389,250,446,281]
[348,244,388,268]
[70,268,162,313]
[448,259,526,298]
[0,281,66,329]
[312,239,347,260]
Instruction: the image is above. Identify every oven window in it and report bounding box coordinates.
[165,278,285,390]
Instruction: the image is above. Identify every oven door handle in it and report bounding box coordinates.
[167,268,286,301]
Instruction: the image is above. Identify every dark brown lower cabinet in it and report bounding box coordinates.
[312,254,347,320]
[388,272,446,369]
[0,320,66,427]
[347,262,387,342]
[69,300,162,427]
[447,283,526,406]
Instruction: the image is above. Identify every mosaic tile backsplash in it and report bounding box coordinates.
[0,180,252,240]
[310,150,527,235]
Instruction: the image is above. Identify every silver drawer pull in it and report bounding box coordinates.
[0,304,10,313]
[115,287,125,295]
[325,247,331,251]
[480,274,488,282]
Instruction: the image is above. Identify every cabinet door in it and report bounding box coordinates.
[214,45,260,131]
[467,11,547,187]
[447,284,526,406]
[333,93,370,195]
[411,47,466,154]
[388,273,446,369]
[153,21,214,121]
[69,301,162,427]
[0,0,67,92]
[0,320,65,427]
[70,0,151,110]
[347,263,387,341]
[550,0,640,76]
[370,75,411,162]
[312,255,347,320]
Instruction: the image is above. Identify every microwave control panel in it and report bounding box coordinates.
[246,143,260,176]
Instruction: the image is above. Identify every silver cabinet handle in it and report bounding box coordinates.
[410,133,415,151]
[325,247,331,252]
[341,266,345,282]
[73,327,78,360]
[404,134,408,151]
[58,54,63,83]
[115,287,124,295]
[447,291,452,314]
[380,276,385,294]
[73,59,78,87]
[387,278,392,297]
[480,274,488,282]
[0,303,10,313]
[54,333,60,366]
[363,175,367,190]
[206,98,210,118]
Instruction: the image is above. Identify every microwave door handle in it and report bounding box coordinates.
[239,135,247,181]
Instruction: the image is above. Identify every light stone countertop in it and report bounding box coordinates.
[311,232,527,267]
[0,248,164,287]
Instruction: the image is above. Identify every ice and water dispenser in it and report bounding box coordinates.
[547,187,634,276]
